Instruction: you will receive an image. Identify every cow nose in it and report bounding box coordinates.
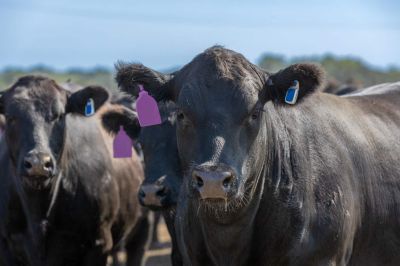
[139,184,168,208]
[192,168,235,200]
[23,152,54,177]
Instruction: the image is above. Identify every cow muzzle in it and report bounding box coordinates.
[191,165,237,200]
[138,183,169,209]
[21,151,55,190]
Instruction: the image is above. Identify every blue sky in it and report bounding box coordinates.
[1,0,399,71]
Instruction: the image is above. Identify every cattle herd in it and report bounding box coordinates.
[0,46,400,266]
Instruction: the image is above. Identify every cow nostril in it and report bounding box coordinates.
[24,160,32,170]
[223,176,233,188]
[156,187,167,198]
[195,176,204,188]
[44,161,53,170]
[139,189,146,199]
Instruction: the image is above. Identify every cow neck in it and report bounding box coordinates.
[181,137,268,265]
[31,116,68,236]
[40,115,69,232]
[22,172,64,237]
[264,102,296,202]
[201,171,266,264]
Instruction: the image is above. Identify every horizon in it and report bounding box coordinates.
[1,52,398,73]
[1,0,399,71]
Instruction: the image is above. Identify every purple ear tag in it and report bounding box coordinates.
[113,126,133,158]
[136,84,161,127]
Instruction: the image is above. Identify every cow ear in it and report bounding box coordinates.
[262,63,324,104]
[101,107,141,140]
[66,86,110,115]
[114,62,175,101]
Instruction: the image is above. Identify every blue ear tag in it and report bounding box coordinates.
[285,80,300,105]
[85,98,95,116]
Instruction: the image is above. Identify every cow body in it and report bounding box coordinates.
[0,76,150,266]
[135,102,183,266]
[176,83,400,266]
[116,47,400,266]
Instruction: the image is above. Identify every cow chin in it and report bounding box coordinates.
[22,176,53,191]
[196,190,248,217]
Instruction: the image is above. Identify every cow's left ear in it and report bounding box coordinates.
[262,63,324,104]
[66,86,110,115]
[101,107,141,140]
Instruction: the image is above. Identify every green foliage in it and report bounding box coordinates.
[1,55,399,91]
[0,65,117,91]
[258,54,400,87]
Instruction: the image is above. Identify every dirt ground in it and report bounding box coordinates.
[108,217,172,266]
[145,217,172,266]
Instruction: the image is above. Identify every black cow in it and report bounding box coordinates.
[143,106,182,262]
[114,66,184,265]
[136,102,182,265]
[115,62,183,265]
[114,46,400,265]
[0,76,150,266]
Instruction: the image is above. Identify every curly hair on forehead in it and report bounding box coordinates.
[182,45,266,88]
[10,75,62,92]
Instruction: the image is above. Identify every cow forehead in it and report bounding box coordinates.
[7,85,66,115]
[178,78,260,117]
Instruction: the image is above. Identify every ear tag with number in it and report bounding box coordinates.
[285,80,300,105]
[136,84,161,127]
[113,126,133,158]
[85,98,95,116]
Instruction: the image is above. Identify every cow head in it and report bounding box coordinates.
[0,76,110,190]
[136,102,182,210]
[115,46,324,215]
[101,74,182,210]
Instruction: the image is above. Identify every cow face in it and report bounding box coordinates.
[137,102,182,210]
[115,46,323,215]
[100,98,182,210]
[0,76,109,190]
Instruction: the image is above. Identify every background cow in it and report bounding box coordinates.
[106,69,184,265]
[0,76,150,266]
[114,46,400,265]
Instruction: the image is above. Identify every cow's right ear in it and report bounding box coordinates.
[66,86,110,115]
[101,107,141,140]
[114,62,175,101]
[261,63,324,105]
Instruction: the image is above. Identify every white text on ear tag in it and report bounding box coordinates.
[285,80,300,105]
[85,98,95,116]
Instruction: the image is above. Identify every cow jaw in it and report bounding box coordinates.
[22,175,53,190]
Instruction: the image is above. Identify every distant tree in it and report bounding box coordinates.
[258,53,287,73]
[258,53,400,88]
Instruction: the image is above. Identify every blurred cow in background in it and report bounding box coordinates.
[0,76,151,266]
